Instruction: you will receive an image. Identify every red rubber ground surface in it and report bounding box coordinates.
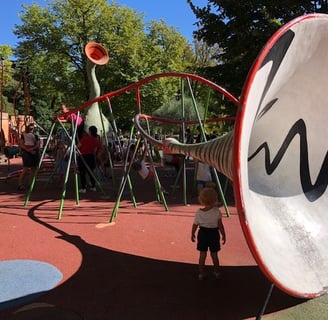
[0,157,305,320]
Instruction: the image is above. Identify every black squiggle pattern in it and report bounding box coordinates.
[248,119,328,202]
[255,30,295,117]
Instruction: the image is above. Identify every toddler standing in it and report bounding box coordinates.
[191,187,226,280]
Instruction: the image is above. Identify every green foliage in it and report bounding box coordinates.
[149,77,236,136]
[152,96,205,121]
[0,46,16,115]
[188,0,327,98]
[0,0,198,130]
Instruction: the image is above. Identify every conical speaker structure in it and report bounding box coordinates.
[85,42,109,65]
[84,41,111,136]
[160,14,328,298]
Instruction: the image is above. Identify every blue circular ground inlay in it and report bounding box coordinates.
[0,259,62,310]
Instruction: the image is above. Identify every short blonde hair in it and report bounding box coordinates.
[198,187,218,207]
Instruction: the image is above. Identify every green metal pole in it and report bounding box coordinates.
[182,157,187,205]
[109,159,134,223]
[109,135,142,222]
[144,137,168,211]
[186,79,230,217]
[58,112,80,219]
[124,125,139,207]
[171,161,183,195]
[58,146,77,217]
[180,80,188,206]
[106,98,123,192]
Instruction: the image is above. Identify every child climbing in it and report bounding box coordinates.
[131,147,154,181]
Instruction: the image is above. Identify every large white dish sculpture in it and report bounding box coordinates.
[163,14,328,298]
[234,13,328,298]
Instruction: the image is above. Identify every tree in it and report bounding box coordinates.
[9,0,196,130]
[0,46,17,116]
[188,0,327,99]
[153,96,205,121]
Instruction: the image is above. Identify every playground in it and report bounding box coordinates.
[1,13,328,320]
[0,157,308,320]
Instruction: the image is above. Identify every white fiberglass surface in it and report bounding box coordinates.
[239,15,328,297]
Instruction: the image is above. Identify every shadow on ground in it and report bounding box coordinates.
[0,204,306,320]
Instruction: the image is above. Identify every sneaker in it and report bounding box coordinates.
[79,188,86,193]
[213,272,221,279]
[90,187,96,192]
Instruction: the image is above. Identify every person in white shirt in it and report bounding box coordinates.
[196,161,212,195]
[191,187,226,280]
[18,124,40,191]
[131,158,154,180]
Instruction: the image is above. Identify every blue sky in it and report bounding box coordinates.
[0,0,208,47]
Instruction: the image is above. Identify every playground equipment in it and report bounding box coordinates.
[84,42,111,136]
[109,128,170,223]
[133,113,235,209]
[107,72,237,222]
[22,14,328,301]
[24,69,235,220]
[24,42,113,218]
[159,14,328,299]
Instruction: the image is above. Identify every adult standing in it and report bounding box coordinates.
[77,125,102,193]
[196,161,213,195]
[18,123,40,191]
[186,128,194,144]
